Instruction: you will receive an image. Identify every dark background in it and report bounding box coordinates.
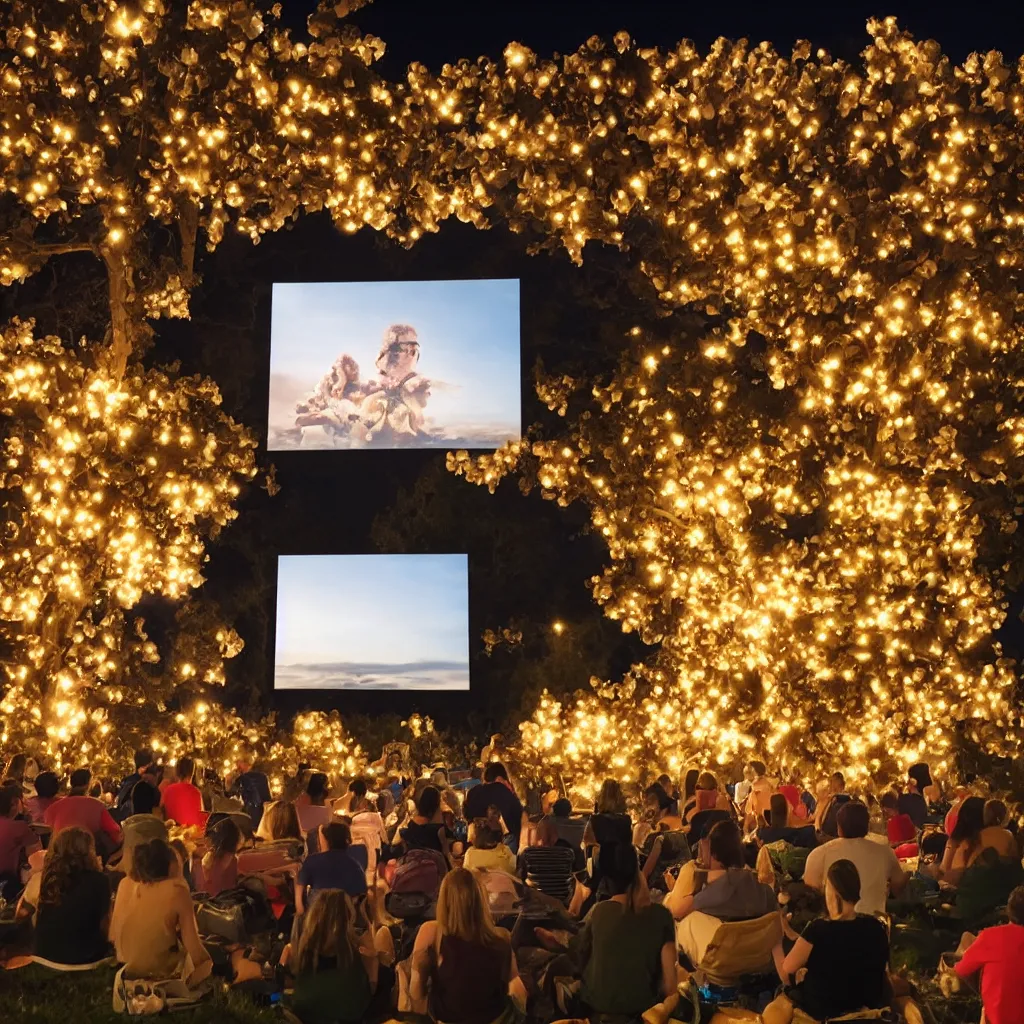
[9,1,1024,743]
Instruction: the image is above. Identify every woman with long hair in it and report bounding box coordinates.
[765,859,889,1023]
[679,767,702,820]
[262,799,303,842]
[109,838,212,986]
[201,818,242,896]
[410,867,526,1023]
[287,888,387,1024]
[584,779,632,849]
[933,795,1018,886]
[33,827,111,965]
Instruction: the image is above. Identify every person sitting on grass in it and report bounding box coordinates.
[25,770,62,824]
[803,801,906,914]
[118,779,168,878]
[410,867,526,1023]
[929,795,1018,888]
[110,837,212,988]
[0,784,41,899]
[813,772,851,839]
[879,790,918,849]
[518,816,576,905]
[756,793,818,849]
[667,818,778,968]
[44,767,122,863]
[296,821,367,916]
[764,858,890,1023]
[33,826,112,966]
[464,817,517,875]
[160,756,205,829]
[544,843,678,1022]
[202,818,242,897]
[285,888,392,1024]
[297,773,333,835]
[400,785,451,861]
[949,883,1024,1023]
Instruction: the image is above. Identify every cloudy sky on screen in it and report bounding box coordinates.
[274,554,470,666]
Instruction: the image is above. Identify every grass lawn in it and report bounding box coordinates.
[0,964,278,1024]
[0,928,985,1023]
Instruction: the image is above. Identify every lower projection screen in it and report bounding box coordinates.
[267,279,521,450]
[274,554,470,691]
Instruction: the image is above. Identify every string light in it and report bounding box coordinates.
[0,5,1021,793]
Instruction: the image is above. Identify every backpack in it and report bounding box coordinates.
[385,847,448,919]
[390,846,447,897]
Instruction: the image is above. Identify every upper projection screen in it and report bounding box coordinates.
[268,279,521,450]
[274,554,470,691]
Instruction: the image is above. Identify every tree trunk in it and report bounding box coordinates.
[103,248,135,381]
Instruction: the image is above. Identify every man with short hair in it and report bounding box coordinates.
[114,748,155,822]
[25,771,62,824]
[160,756,205,828]
[803,802,907,915]
[953,883,1024,1023]
[464,762,526,854]
[295,822,367,913]
[44,768,122,860]
[0,785,41,898]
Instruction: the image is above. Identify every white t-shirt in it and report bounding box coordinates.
[803,836,905,915]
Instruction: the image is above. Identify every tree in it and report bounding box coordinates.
[450,21,1024,790]
[0,0,384,768]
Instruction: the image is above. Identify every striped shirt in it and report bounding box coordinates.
[518,844,576,904]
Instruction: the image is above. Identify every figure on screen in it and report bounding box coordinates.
[359,324,432,441]
[294,324,434,447]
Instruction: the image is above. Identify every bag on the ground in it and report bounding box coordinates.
[112,965,210,1015]
[196,877,274,943]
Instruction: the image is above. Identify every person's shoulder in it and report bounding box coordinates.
[646,901,674,924]
[855,914,890,940]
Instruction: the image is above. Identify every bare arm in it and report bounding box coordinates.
[660,941,678,998]
[507,946,527,1010]
[176,887,213,984]
[294,879,306,916]
[776,936,813,986]
[641,835,663,881]
[409,921,436,1014]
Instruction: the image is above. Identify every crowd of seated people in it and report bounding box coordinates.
[3,744,1024,1024]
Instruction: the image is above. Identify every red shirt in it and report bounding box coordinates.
[886,813,917,844]
[44,795,121,841]
[956,923,1024,1024]
[0,815,39,874]
[161,781,205,828]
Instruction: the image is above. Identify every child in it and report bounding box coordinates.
[202,818,241,896]
[464,816,516,874]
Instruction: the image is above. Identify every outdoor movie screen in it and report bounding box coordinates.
[273,554,471,691]
[267,279,521,450]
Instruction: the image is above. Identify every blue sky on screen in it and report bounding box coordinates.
[269,279,520,430]
[274,554,469,667]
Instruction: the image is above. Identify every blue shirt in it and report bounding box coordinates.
[298,849,367,898]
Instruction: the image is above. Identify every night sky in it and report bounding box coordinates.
[137,1,1024,731]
